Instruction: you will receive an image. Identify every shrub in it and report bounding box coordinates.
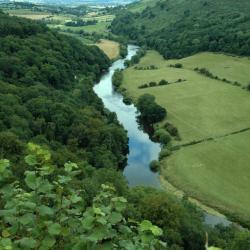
[138,83,149,89]
[137,94,167,124]
[150,160,161,172]
[149,81,157,87]
[154,129,171,145]
[164,122,179,136]
[159,148,172,160]
[123,96,133,105]
[159,79,169,85]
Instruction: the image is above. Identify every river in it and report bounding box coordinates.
[93,44,231,227]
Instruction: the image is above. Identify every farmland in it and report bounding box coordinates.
[121,50,250,221]
[96,39,120,59]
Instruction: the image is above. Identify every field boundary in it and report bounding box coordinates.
[171,126,250,151]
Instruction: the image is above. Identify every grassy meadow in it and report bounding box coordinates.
[122,50,250,221]
[96,39,120,59]
[161,130,250,221]
[6,9,52,20]
[122,51,250,144]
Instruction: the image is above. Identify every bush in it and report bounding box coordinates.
[123,96,133,105]
[138,83,149,89]
[247,84,250,91]
[149,81,157,87]
[164,122,179,136]
[159,79,169,85]
[154,129,171,145]
[112,69,123,89]
[137,94,167,124]
[150,160,161,172]
[159,148,172,160]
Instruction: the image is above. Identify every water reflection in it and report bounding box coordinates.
[94,45,161,187]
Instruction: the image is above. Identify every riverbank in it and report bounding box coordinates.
[119,48,250,228]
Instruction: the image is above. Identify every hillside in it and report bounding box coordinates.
[0,11,131,172]
[111,0,250,58]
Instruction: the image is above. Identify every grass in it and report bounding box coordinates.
[122,51,250,144]
[49,21,111,35]
[122,50,250,222]
[96,39,120,60]
[6,9,52,20]
[167,53,250,88]
[161,130,250,221]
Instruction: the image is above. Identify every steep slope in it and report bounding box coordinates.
[112,0,250,58]
[0,11,128,170]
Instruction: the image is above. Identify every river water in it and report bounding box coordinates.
[94,45,231,227]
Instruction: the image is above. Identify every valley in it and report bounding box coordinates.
[0,0,250,248]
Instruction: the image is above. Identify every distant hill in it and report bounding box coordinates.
[112,0,250,58]
[1,0,135,6]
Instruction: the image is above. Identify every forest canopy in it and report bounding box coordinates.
[0,12,128,171]
[111,0,250,58]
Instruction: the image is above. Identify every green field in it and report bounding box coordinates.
[162,130,250,221]
[122,51,250,144]
[122,50,250,221]
[168,53,250,88]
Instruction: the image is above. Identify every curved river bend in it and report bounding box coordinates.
[94,45,231,226]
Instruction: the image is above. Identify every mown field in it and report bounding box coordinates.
[96,39,120,59]
[162,130,250,221]
[6,9,52,20]
[122,50,250,221]
[123,51,250,144]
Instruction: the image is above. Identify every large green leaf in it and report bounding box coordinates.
[109,212,123,225]
[48,223,62,236]
[25,155,38,166]
[19,213,35,225]
[25,171,38,190]
[17,237,37,249]
[38,205,54,216]
[39,236,56,250]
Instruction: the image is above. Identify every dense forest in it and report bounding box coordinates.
[111,0,250,58]
[0,11,128,171]
[1,10,250,250]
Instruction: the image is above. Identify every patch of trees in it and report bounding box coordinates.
[194,67,242,87]
[138,79,185,89]
[169,63,183,68]
[135,65,158,70]
[65,19,98,27]
[137,94,167,124]
[112,69,123,90]
[111,0,250,59]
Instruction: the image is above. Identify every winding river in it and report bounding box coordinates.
[94,45,231,227]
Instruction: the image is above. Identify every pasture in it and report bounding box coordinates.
[96,39,120,59]
[161,130,250,221]
[122,51,250,144]
[122,50,250,221]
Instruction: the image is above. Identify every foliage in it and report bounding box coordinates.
[0,12,128,170]
[0,144,165,249]
[111,0,250,58]
[137,94,167,124]
[112,69,123,90]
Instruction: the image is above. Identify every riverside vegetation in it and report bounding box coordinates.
[110,0,250,228]
[1,3,250,250]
